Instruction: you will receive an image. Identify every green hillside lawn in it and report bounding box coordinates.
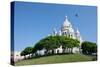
[15,54,96,66]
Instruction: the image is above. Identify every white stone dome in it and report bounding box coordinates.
[76,28,80,34]
[62,16,72,28]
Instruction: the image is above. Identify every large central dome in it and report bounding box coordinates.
[62,16,72,28]
[61,16,72,31]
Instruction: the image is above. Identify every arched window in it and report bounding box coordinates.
[57,50,59,53]
[65,32,67,35]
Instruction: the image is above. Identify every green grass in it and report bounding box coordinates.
[15,54,96,66]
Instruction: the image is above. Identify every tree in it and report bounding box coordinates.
[50,36,60,54]
[20,50,26,59]
[32,35,80,55]
[26,47,33,58]
[70,39,80,53]
[33,36,60,55]
[59,36,79,53]
[81,41,97,55]
[21,47,33,59]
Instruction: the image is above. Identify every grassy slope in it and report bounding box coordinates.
[15,54,95,66]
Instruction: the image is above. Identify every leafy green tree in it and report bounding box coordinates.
[32,36,80,55]
[70,39,80,53]
[20,50,27,59]
[50,36,60,54]
[26,47,33,58]
[21,47,33,59]
[59,36,79,53]
[81,41,97,55]
[33,36,58,55]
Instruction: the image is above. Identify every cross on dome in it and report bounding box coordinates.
[65,15,68,19]
[65,15,68,21]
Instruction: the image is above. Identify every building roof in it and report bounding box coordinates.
[62,16,72,27]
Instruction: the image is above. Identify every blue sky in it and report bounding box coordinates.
[13,1,97,51]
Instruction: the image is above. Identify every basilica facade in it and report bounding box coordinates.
[52,16,82,45]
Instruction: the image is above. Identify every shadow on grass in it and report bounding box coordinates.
[27,53,73,60]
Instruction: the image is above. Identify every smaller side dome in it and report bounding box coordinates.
[70,28,74,33]
[76,28,80,35]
